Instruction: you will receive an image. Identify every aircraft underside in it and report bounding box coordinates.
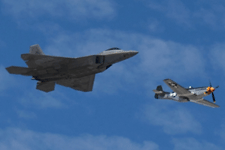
[33,66,107,82]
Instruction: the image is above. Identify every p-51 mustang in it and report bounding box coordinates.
[6,44,138,92]
[153,79,219,108]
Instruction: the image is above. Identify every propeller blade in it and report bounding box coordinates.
[208,81,218,103]
[209,81,212,87]
[212,92,216,103]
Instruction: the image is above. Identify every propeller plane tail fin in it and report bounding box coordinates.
[153,85,165,99]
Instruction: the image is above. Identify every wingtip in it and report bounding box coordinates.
[163,78,172,83]
[163,78,171,81]
[212,104,220,108]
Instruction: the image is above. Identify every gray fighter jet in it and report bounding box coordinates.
[6,44,138,92]
[153,79,219,108]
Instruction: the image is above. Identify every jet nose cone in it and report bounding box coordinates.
[122,51,138,60]
[132,51,139,55]
[127,50,138,57]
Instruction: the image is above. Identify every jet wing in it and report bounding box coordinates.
[21,53,95,69]
[190,99,219,108]
[163,79,193,97]
[56,74,95,92]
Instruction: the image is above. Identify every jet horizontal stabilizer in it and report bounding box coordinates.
[36,81,55,92]
[6,66,33,76]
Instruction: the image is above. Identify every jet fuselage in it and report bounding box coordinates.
[32,50,138,82]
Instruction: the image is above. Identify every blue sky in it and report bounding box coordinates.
[0,0,225,149]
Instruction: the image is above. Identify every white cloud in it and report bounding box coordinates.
[147,0,225,29]
[148,0,191,26]
[139,102,202,134]
[193,8,217,28]
[216,121,225,141]
[0,128,159,150]
[210,43,225,74]
[137,38,205,80]
[172,138,222,150]
[0,65,15,92]
[16,110,36,119]
[19,92,68,109]
[1,0,115,20]
[147,20,164,32]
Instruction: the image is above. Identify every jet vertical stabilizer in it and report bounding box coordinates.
[30,44,45,55]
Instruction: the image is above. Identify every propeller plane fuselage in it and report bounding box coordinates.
[160,86,212,102]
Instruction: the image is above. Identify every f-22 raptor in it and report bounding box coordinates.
[6,44,138,92]
[153,79,219,108]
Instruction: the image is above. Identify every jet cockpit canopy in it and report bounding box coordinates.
[106,47,121,51]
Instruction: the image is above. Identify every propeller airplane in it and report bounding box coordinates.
[153,79,219,108]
